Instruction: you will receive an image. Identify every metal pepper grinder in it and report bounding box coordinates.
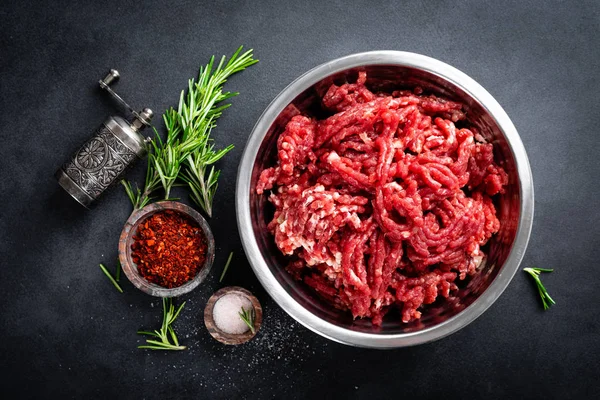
[56,70,153,208]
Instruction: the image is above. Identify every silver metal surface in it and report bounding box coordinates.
[99,69,134,115]
[100,69,120,86]
[56,116,147,207]
[236,51,534,348]
[131,108,154,131]
[105,116,148,158]
[55,168,95,208]
[99,69,152,127]
[57,69,154,207]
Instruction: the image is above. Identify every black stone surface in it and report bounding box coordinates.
[1,0,599,398]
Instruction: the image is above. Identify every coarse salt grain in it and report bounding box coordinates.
[212,293,253,334]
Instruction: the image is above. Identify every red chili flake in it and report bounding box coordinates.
[131,209,207,288]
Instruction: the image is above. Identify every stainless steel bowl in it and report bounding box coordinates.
[236,51,534,348]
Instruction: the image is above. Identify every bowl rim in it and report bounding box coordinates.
[118,200,215,297]
[235,50,534,348]
[203,286,263,345]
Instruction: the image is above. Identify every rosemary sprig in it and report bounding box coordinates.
[122,46,258,211]
[121,179,151,210]
[121,128,185,209]
[239,306,256,334]
[138,298,186,351]
[219,251,234,282]
[182,145,232,217]
[524,267,555,310]
[182,46,258,216]
[99,263,123,293]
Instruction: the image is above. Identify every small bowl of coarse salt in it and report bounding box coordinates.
[204,286,262,345]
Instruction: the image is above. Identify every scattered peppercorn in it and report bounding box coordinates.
[131,210,207,288]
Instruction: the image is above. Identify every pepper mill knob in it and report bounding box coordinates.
[100,69,120,88]
[131,108,154,131]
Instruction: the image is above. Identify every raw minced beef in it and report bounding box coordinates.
[256,72,508,325]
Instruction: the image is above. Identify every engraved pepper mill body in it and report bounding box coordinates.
[56,70,153,207]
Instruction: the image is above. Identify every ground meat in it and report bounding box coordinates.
[256,71,508,325]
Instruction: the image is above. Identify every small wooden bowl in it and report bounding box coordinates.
[204,286,263,345]
[118,201,215,297]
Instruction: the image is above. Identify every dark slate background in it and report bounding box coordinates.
[1,0,599,398]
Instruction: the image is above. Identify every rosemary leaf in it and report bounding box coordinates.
[168,326,179,347]
[99,263,123,293]
[172,301,186,323]
[115,259,121,282]
[239,306,256,334]
[219,251,234,282]
[121,180,138,207]
[137,330,160,338]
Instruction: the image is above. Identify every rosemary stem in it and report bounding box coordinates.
[524,267,555,310]
[198,165,211,216]
[138,344,186,351]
